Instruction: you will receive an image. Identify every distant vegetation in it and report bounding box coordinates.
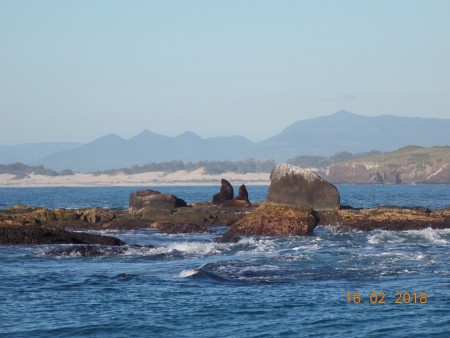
[1,147,448,179]
[0,163,74,179]
[287,150,382,169]
[100,159,277,175]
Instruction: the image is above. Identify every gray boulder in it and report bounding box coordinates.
[129,190,187,211]
[267,163,340,210]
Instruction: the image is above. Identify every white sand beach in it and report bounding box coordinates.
[0,168,270,187]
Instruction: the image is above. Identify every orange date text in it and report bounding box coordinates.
[346,291,428,304]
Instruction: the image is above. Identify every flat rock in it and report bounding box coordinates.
[150,221,210,234]
[0,224,125,245]
[327,206,450,231]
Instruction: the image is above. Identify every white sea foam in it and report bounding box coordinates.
[124,241,228,257]
[234,237,277,255]
[176,269,199,278]
[368,227,450,245]
[404,228,450,244]
[367,231,404,244]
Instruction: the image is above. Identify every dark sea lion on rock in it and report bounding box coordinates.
[236,184,250,203]
[212,179,234,204]
[220,184,251,207]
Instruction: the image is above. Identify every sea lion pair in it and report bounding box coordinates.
[212,179,250,206]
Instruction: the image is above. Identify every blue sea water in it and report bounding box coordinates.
[1,185,449,338]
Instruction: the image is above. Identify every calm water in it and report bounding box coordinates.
[1,185,449,337]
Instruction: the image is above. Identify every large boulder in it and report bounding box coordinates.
[226,203,318,236]
[129,190,187,211]
[267,164,340,210]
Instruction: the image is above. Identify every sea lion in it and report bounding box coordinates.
[236,184,250,203]
[212,179,234,204]
[220,184,251,207]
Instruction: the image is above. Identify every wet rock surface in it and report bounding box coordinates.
[150,221,210,234]
[45,244,155,257]
[0,224,125,245]
[319,206,450,231]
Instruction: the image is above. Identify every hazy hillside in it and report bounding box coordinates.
[1,111,449,171]
[0,142,81,164]
[36,130,257,172]
[325,146,450,184]
[262,110,450,158]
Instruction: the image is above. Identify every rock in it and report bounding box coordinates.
[267,163,340,210]
[212,179,234,204]
[333,206,450,231]
[45,245,127,257]
[0,224,125,245]
[169,203,247,226]
[80,208,116,223]
[150,221,209,234]
[226,203,319,236]
[216,233,242,243]
[129,190,187,211]
[220,199,251,207]
[32,208,79,222]
[45,244,156,257]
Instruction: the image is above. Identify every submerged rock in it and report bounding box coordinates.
[45,244,155,257]
[226,203,319,236]
[150,221,209,234]
[215,233,242,243]
[0,224,125,245]
[267,164,340,211]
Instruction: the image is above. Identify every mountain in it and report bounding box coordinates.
[0,142,81,164]
[36,131,256,172]
[2,111,449,172]
[260,110,450,159]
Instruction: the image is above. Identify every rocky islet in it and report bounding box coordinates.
[0,164,449,246]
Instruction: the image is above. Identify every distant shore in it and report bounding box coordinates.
[0,168,271,187]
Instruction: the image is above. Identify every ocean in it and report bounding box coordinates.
[1,184,449,337]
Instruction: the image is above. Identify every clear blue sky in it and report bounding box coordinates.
[1,0,449,145]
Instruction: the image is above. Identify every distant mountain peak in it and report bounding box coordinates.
[332,110,359,117]
[177,130,201,138]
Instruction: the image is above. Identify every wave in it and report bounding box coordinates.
[367,227,450,244]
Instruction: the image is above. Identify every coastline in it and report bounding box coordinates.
[0,168,271,187]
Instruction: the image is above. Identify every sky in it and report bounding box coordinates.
[1,0,450,145]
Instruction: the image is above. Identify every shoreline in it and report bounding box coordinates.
[0,169,271,187]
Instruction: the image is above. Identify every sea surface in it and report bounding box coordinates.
[1,184,449,338]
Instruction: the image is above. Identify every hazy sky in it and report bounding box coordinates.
[1,0,450,145]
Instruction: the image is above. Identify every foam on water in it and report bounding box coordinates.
[124,241,229,257]
[176,269,199,278]
[368,227,450,245]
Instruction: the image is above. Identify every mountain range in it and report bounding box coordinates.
[1,111,449,172]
